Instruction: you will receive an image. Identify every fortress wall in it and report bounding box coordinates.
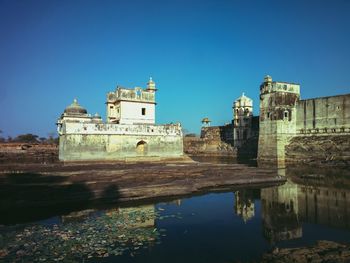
[200,125,234,144]
[59,133,183,161]
[183,125,236,156]
[257,89,299,167]
[296,94,350,134]
[58,123,183,161]
[286,94,350,165]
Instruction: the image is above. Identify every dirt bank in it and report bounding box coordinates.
[0,160,284,212]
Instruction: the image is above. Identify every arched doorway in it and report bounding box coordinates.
[136,141,147,155]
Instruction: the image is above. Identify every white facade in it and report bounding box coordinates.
[57,78,183,161]
[106,78,157,124]
[233,93,254,147]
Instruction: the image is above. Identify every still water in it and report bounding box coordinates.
[1,162,350,262]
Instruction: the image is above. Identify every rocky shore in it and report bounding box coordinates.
[261,240,350,263]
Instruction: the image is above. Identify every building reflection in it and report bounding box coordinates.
[260,180,302,243]
[234,190,256,223]
[261,172,350,243]
[298,185,350,230]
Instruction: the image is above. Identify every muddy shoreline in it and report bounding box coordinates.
[0,159,284,220]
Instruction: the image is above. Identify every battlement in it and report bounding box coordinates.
[107,87,156,104]
[58,122,182,137]
[260,75,300,95]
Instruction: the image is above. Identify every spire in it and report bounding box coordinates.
[264,75,272,83]
[146,76,157,92]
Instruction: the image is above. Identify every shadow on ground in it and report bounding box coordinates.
[0,172,121,225]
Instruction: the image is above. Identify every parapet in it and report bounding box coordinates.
[107,86,156,104]
[260,75,300,95]
[58,122,183,137]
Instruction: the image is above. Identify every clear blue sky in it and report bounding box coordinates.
[1,0,350,137]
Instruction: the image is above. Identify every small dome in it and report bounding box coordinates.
[201,117,211,123]
[235,92,252,102]
[146,77,157,91]
[93,113,101,119]
[264,75,272,83]
[64,99,87,115]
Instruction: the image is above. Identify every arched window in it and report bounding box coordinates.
[136,141,147,155]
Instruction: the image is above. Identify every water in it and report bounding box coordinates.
[1,161,350,262]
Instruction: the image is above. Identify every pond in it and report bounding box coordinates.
[1,161,350,262]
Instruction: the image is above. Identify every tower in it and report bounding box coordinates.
[201,117,211,127]
[106,78,157,124]
[233,93,253,147]
[257,75,300,167]
[146,77,157,93]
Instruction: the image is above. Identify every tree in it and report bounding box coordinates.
[14,134,39,143]
[0,130,3,142]
[47,132,58,145]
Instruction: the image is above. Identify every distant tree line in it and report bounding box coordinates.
[0,130,58,144]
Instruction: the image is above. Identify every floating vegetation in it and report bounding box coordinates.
[1,206,161,262]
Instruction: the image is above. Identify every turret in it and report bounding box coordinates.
[201,117,211,127]
[146,77,157,93]
[233,93,253,147]
[257,75,300,167]
[106,78,157,125]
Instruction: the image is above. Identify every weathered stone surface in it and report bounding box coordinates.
[183,136,236,156]
[257,76,350,167]
[285,135,350,166]
[261,240,350,263]
[59,123,183,161]
[296,94,350,134]
[183,125,236,156]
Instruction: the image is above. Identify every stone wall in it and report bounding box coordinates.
[58,122,183,161]
[183,137,236,156]
[285,134,350,166]
[200,125,234,144]
[257,76,350,167]
[296,94,350,134]
[59,133,183,161]
[184,125,235,156]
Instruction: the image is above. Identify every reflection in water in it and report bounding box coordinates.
[261,180,302,243]
[1,166,350,262]
[234,190,256,223]
[261,174,350,244]
[2,205,157,262]
[299,185,350,230]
